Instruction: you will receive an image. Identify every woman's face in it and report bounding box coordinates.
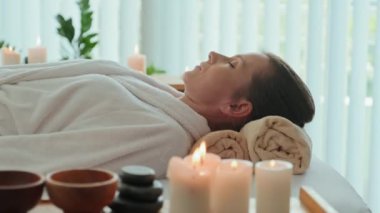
[183,51,270,106]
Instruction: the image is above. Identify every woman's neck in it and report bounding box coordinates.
[179,95,235,131]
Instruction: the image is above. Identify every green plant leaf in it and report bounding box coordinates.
[79,0,92,36]
[79,33,98,48]
[0,41,14,49]
[78,0,90,12]
[146,64,167,76]
[80,11,92,34]
[82,33,97,41]
[56,15,75,43]
[80,41,97,58]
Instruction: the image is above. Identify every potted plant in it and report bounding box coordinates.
[56,0,98,59]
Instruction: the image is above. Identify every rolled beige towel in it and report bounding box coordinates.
[191,130,249,160]
[240,116,312,174]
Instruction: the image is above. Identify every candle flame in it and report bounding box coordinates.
[134,45,139,54]
[9,46,13,51]
[199,170,207,176]
[192,148,201,167]
[199,142,206,164]
[185,66,190,71]
[231,160,238,169]
[200,142,206,155]
[192,142,207,168]
[36,36,41,46]
[269,160,276,167]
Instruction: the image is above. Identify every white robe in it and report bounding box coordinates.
[0,60,210,177]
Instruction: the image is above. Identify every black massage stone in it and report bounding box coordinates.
[119,165,156,186]
[109,196,164,213]
[119,180,163,202]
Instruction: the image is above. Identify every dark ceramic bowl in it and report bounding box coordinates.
[46,169,118,213]
[0,170,44,213]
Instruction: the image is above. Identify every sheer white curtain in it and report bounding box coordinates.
[0,0,379,211]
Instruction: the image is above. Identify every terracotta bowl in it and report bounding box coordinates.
[0,170,44,213]
[46,169,118,213]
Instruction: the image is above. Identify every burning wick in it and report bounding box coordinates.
[192,141,207,169]
[269,160,276,167]
[231,160,238,170]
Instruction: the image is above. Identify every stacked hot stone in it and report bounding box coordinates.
[109,165,164,213]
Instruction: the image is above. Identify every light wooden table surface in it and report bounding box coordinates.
[31,198,308,213]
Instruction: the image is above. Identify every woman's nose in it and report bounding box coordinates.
[208,51,218,64]
[208,51,228,64]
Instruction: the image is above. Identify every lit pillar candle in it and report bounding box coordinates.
[1,47,20,65]
[211,159,253,213]
[255,160,293,213]
[167,142,221,213]
[184,142,221,176]
[28,36,47,64]
[127,45,146,73]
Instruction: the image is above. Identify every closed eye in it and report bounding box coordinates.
[228,62,235,68]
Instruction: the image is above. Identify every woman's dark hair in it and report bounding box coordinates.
[246,53,315,127]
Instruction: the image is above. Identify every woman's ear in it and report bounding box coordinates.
[220,99,252,118]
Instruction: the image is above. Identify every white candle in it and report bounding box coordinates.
[255,160,293,213]
[167,142,221,213]
[1,47,20,65]
[28,36,47,64]
[127,45,146,73]
[211,159,253,213]
[184,142,221,176]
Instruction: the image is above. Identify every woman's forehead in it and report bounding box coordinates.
[239,53,270,71]
[239,53,268,62]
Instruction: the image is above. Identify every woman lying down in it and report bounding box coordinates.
[0,51,315,177]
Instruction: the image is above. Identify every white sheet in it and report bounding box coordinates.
[0,60,210,177]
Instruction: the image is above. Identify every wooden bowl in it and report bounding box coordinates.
[46,169,118,213]
[0,170,44,213]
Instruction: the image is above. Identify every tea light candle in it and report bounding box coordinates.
[28,36,47,64]
[1,47,20,65]
[211,159,253,213]
[127,45,146,73]
[167,142,221,213]
[255,160,293,213]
